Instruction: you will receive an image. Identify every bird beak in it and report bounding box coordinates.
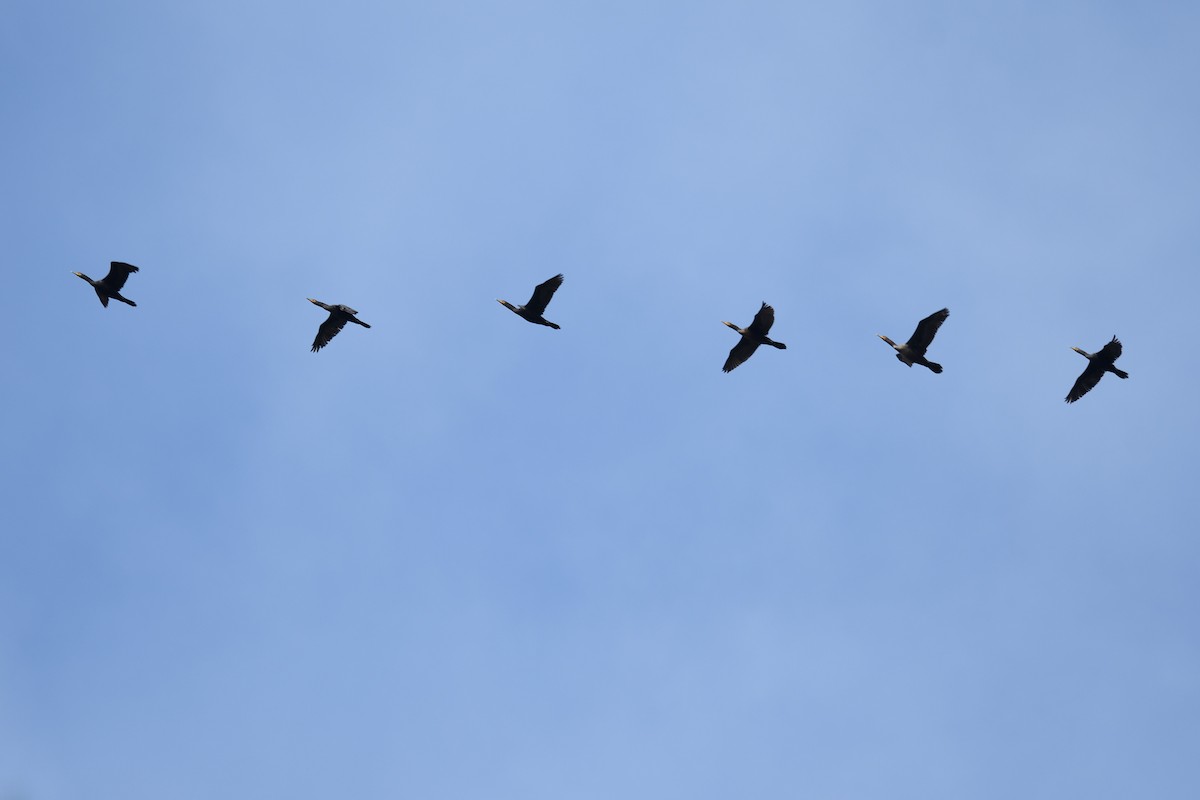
[307,298,318,304]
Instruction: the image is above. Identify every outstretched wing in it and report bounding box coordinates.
[747,302,775,337]
[103,261,139,291]
[312,314,348,352]
[906,308,949,355]
[524,274,564,316]
[1065,362,1104,403]
[1097,336,1122,362]
[723,337,760,373]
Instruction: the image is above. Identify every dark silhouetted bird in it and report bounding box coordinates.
[497,274,564,329]
[73,261,140,308]
[308,299,371,352]
[1066,336,1127,403]
[722,302,786,372]
[879,308,949,373]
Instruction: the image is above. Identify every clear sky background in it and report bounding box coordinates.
[2,2,1198,798]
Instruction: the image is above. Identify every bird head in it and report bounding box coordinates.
[497,299,516,311]
[878,334,896,348]
[72,271,87,280]
[1071,346,1088,358]
[722,321,740,332]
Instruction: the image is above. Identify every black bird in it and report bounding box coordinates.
[308,298,371,352]
[73,261,140,307]
[498,274,564,329]
[722,302,786,372]
[879,308,949,373]
[1066,336,1128,403]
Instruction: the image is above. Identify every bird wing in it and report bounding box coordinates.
[1097,336,1122,362]
[747,303,775,336]
[524,274,564,316]
[312,313,348,352]
[103,261,139,291]
[906,308,949,354]
[1066,362,1104,403]
[335,305,360,316]
[723,336,760,372]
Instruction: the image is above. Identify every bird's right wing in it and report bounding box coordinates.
[312,315,348,352]
[104,262,139,291]
[1065,363,1103,403]
[524,274,564,316]
[723,337,759,373]
[907,308,949,353]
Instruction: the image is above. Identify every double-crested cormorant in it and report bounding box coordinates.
[1066,336,1127,403]
[308,298,371,352]
[498,274,564,329]
[879,308,949,373]
[722,302,786,372]
[73,261,139,308]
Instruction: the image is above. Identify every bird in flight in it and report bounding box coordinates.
[74,261,140,308]
[722,302,786,372]
[879,308,950,373]
[308,299,371,352]
[1065,336,1127,403]
[498,274,564,329]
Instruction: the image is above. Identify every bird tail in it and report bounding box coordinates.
[1112,367,1129,379]
[353,319,371,328]
[545,321,561,330]
[117,295,137,307]
[926,360,943,374]
[768,340,786,350]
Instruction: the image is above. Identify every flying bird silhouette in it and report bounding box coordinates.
[722,302,786,372]
[1066,336,1128,403]
[74,261,140,308]
[879,308,949,373]
[498,274,564,329]
[308,299,371,352]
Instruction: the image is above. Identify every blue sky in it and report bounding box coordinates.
[3,2,1199,798]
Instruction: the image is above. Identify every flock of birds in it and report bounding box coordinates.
[73,262,1130,404]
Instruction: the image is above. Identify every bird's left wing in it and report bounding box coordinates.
[747,303,775,336]
[525,274,564,316]
[104,261,139,291]
[1097,337,1123,362]
[907,308,949,353]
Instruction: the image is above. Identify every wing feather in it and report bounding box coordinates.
[103,261,139,292]
[1066,363,1104,403]
[747,303,775,337]
[723,337,759,372]
[1097,336,1122,362]
[525,274,564,316]
[906,308,949,355]
[312,314,348,352]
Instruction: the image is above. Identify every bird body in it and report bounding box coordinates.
[308,298,371,352]
[879,308,949,373]
[1066,336,1127,403]
[498,274,564,329]
[74,261,139,307]
[722,302,786,372]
